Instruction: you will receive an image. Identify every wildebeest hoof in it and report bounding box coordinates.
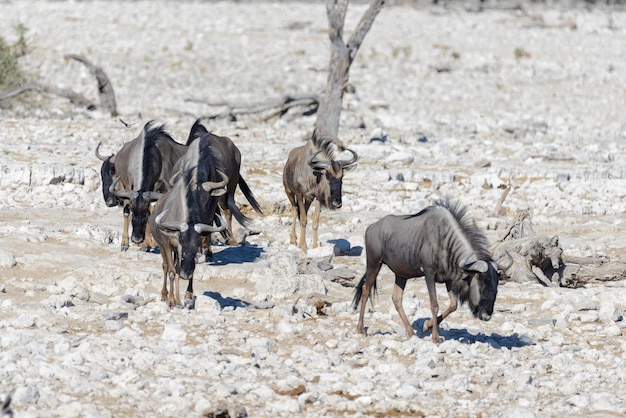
[121,246,129,252]
[183,298,195,310]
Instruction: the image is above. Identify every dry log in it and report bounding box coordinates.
[64,54,117,116]
[0,82,96,109]
[498,209,535,241]
[493,184,511,216]
[0,54,117,116]
[184,93,320,122]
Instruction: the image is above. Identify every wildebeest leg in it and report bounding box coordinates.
[144,216,158,251]
[311,200,321,248]
[392,275,416,337]
[168,271,179,307]
[160,263,169,302]
[160,244,173,303]
[356,262,382,335]
[424,284,457,331]
[121,204,130,251]
[184,279,195,310]
[287,192,298,246]
[201,236,212,260]
[298,198,312,252]
[424,270,442,343]
[223,198,238,246]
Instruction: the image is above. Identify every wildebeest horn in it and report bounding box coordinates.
[109,177,135,200]
[194,214,227,234]
[155,210,188,232]
[169,170,182,186]
[95,141,111,161]
[337,148,358,168]
[201,170,228,193]
[308,150,331,170]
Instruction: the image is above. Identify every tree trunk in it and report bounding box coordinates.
[314,0,385,139]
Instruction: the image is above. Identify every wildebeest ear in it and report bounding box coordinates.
[463,260,489,273]
[342,163,358,173]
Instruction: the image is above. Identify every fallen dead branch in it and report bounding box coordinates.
[0,54,117,116]
[493,209,626,287]
[184,93,320,122]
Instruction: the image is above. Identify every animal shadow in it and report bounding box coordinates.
[327,238,363,256]
[208,243,264,265]
[202,291,250,310]
[413,318,534,349]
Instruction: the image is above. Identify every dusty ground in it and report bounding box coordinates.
[1,1,626,417]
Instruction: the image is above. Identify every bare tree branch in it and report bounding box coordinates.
[315,0,385,139]
[0,54,118,116]
[185,0,384,136]
[65,54,118,116]
[0,81,96,109]
[185,93,320,121]
[346,0,386,63]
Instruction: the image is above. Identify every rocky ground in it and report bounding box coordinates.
[1,1,626,417]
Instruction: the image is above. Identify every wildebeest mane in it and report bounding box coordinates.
[407,197,491,262]
[310,128,340,160]
[139,121,164,191]
[143,120,173,143]
[186,118,209,146]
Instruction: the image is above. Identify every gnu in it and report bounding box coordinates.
[283,129,357,251]
[353,198,504,343]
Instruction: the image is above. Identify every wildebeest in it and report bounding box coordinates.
[149,134,228,308]
[96,121,188,251]
[282,129,358,251]
[352,198,503,343]
[186,119,263,245]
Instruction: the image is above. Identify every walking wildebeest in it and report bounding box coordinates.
[186,119,263,245]
[149,134,228,308]
[352,198,503,343]
[96,121,188,251]
[283,129,358,251]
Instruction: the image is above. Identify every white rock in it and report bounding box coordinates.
[0,250,16,268]
[161,324,187,342]
[11,314,37,328]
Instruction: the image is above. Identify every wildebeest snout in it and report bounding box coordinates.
[479,311,492,321]
[105,196,119,207]
[131,234,144,244]
[332,199,342,209]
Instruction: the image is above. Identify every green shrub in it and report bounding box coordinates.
[0,24,28,92]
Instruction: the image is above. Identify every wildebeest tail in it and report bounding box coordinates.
[352,273,377,310]
[238,176,263,215]
[228,196,252,228]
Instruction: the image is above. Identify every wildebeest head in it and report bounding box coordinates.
[95,142,122,207]
[154,176,227,281]
[308,148,358,209]
[110,177,162,244]
[460,257,501,322]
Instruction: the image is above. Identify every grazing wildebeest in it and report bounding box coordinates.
[96,121,187,250]
[283,129,358,251]
[352,198,503,343]
[149,134,228,308]
[186,119,263,245]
